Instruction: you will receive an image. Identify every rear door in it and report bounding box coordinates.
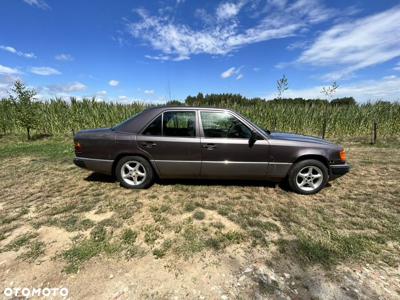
[199,110,269,179]
[136,110,201,178]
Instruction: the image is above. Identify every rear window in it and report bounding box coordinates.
[163,111,196,137]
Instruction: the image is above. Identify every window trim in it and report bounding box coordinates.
[199,110,253,139]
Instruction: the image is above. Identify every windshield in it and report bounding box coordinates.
[234,112,270,136]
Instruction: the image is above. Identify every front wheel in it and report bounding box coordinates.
[116,156,154,189]
[288,159,328,195]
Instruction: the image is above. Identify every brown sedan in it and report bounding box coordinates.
[73,106,350,194]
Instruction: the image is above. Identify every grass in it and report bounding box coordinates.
[278,230,380,267]
[18,240,46,262]
[0,136,399,274]
[0,135,73,160]
[3,232,38,252]
[121,228,137,244]
[193,210,205,220]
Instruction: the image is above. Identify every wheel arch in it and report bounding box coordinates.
[112,153,159,177]
[292,154,330,170]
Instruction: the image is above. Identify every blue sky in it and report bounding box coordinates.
[1,0,400,102]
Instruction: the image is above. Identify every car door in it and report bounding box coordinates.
[199,110,270,179]
[136,110,201,178]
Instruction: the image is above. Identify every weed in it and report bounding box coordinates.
[153,239,173,258]
[193,210,205,220]
[19,240,45,262]
[121,228,137,244]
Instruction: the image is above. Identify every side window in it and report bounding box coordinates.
[163,111,196,137]
[201,112,251,139]
[142,115,162,136]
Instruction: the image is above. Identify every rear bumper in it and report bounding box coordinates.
[73,157,113,175]
[329,163,351,180]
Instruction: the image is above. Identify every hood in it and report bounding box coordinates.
[269,132,335,146]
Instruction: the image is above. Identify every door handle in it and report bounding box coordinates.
[202,143,216,150]
[141,141,157,148]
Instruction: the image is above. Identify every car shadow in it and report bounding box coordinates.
[156,178,280,188]
[84,172,283,189]
[85,173,116,183]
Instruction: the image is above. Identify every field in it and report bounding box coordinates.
[0,136,399,299]
[1,97,400,140]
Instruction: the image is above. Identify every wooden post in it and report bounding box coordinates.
[321,119,327,139]
[371,121,377,144]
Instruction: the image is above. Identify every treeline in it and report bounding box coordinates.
[183,93,357,106]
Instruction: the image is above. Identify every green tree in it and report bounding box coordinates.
[276,75,289,99]
[321,81,339,101]
[10,81,38,140]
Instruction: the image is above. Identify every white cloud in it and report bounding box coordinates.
[23,0,50,10]
[55,53,74,61]
[47,82,86,94]
[118,95,129,101]
[216,2,242,20]
[0,64,20,75]
[144,89,155,95]
[221,67,236,78]
[145,54,189,61]
[297,6,400,80]
[286,40,308,51]
[97,90,107,95]
[394,62,400,71]
[109,80,119,86]
[127,0,334,60]
[265,75,400,102]
[0,45,36,58]
[0,75,21,98]
[30,67,61,76]
[221,66,243,79]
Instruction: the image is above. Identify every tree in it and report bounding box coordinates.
[321,81,339,101]
[330,97,356,105]
[10,81,38,140]
[276,75,289,99]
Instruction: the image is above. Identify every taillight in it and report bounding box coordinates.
[339,149,346,162]
[74,142,82,152]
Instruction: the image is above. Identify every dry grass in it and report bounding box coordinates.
[0,137,399,298]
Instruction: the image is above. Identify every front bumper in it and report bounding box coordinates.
[329,163,351,180]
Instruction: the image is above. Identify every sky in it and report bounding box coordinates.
[0,0,400,103]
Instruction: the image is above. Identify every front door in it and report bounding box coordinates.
[136,110,201,178]
[199,111,269,179]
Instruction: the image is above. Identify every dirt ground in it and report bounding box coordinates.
[0,141,399,299]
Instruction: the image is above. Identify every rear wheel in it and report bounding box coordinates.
[116,156,154,189]
[288,159,328,194]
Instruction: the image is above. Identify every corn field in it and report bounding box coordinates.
[0,97,399,139]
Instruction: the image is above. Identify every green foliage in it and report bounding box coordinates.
[193,210,205,220]
[0,90,399,139]
[276,74,288,98]
[121,228,137,244]
[10,81,38,139]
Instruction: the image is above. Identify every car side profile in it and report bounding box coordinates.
[73,106,350,194]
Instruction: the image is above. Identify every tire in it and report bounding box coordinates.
[116,156,154,189]
[287,159,328,195]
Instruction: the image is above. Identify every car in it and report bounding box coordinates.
[73,106,350,194]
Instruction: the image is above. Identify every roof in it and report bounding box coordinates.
[146,106,230,112]
[114,106,234,134]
